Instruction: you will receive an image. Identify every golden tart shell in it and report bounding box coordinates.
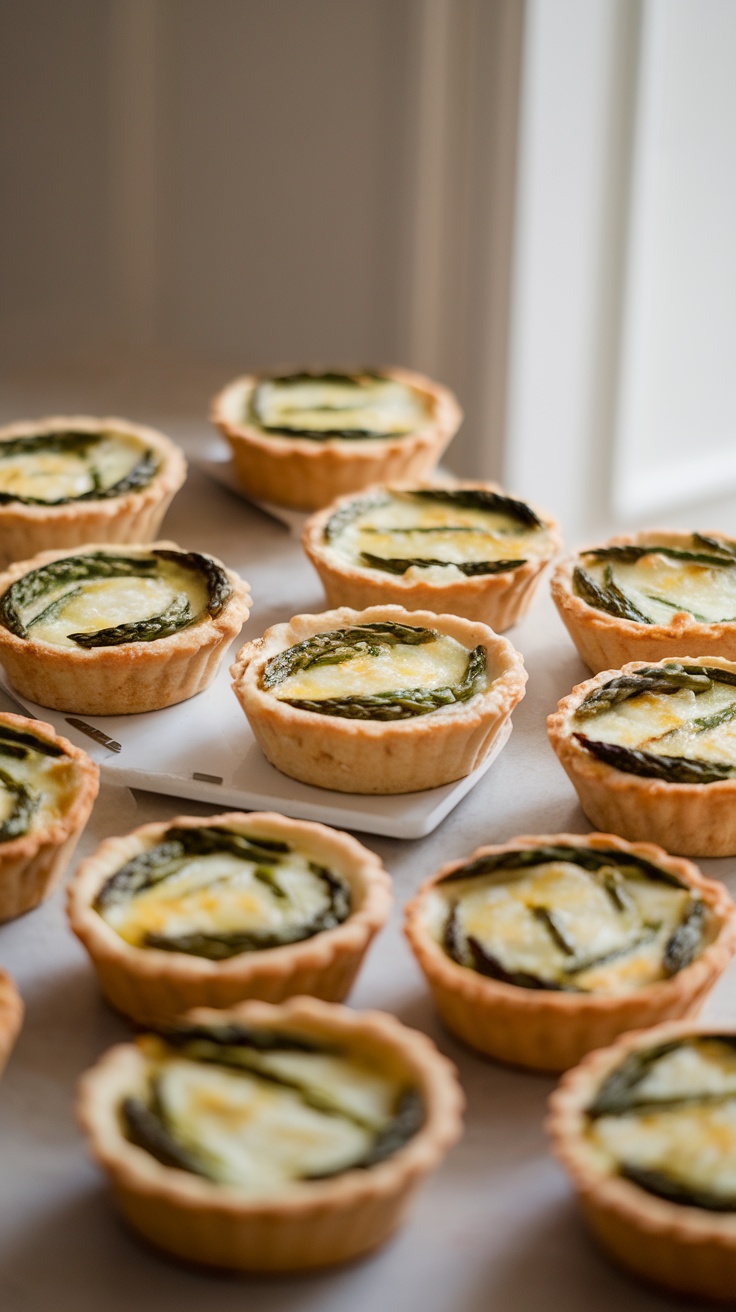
[302,481,562,631]
[0,970,23,1076]
[76,995,464,1272]
[0,415,187,568]
[230,603,526,794]
[0,541,251,715]
[548,657,736,856]
[0,712,99,922]
[210,367,462,511]
[67,811,392,1025]
[548,1021,736,1300]
[404,832,736,1073]
[551,528,736,673]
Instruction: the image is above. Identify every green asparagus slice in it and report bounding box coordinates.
[0,769,37,841]
[0,724,64,759]
[582,543,736,569]
[575,664,714,717]
[262,621,437,689]
[662,899,706,976]
[279,644,486,720]
[619,1163,736,1213]
[359,551,524,577]
[0,432,158,506]
[68,594,192,648]
[251,371,405,440]
[438,842,686,889]
[573,564,652,624]
[409,488,543,528]
[573,733,736,784]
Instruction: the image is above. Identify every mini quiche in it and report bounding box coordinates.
[0,970,23,1076]
[549,1023,736,1300]
[210,367,462,510]
[68,811,392,1025]
[230,604,526,794]
[0,712,98,921]
[302,481,561,630]
[404,833,735,1072]
[548,657,736,855]
[0,541,251,715]
[0,415,186,566]
[77,996,463,1271]
[551,529,736,672]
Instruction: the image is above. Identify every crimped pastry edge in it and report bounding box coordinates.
[302,480,562,631]
[550,528,736,673]
[0,712,99,922]
[0,541,251,714]
[0,970,23,1076]
[67,811,392,1024]
[76,995,464,1271]
[548,657,736,856]
[210,366,463,510]
[548,1020,736,1300]
[404,832,736,1073]
[0,415,187,567]
[230,603,526,794]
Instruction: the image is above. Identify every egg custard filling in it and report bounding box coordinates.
[122,1021,424,1193]
[426,843,709,994]
[0,721,82,841]
[246,372,430,441]
[0,429,158,506]
[573,534,736,625]
[95,825,351,959]
[323,487,552,580]
[0,549,231,649]
[586,1035,736,1211]
[572,663,736,784]
[261,621,487,720]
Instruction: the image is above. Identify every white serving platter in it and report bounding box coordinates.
[0,663,512,840]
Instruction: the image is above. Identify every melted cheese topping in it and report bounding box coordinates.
[576,681,736,767]
[250,375,429,437]
[0,733,79,836]
[427,858,700,993]
[0,431,152,503]
[99,848,340,948]
[589,1039,736,1207]
[142,1045,404,1193]
[583,552,736,624]
[272,633,474,702]
[20,557,209,648]
[328,492,551,576]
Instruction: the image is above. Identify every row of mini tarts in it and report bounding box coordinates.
[67,811,393,1026]
[230,604,527,795]
[404,832,736,1073]
[301,481,562,632]
[548,656,736,857]
[0,416,187,568]
[551,527,736,672]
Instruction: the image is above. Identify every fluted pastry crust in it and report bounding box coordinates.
[230,604,526,794]
[551,529,736,672]
[0,712,99,922]
[548,657,736,856]
[77,996,464,1272]
[302,481,561,631]
[548,1021,736,1300]
[0,415,187,567]
[0,541,251,715]
[68,811,392,1025]
[405,832,736,1072]
[210,367,462,510]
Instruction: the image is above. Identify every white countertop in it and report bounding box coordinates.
[1,448,734,1312]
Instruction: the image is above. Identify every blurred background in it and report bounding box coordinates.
[1,0,734,541]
